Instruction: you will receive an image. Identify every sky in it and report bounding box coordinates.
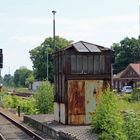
[0,0,139,76]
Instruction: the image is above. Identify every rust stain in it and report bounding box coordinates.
[68,80,103,124]
[69,115,84,125]
[68,80,85,124]
[68,80,85,115]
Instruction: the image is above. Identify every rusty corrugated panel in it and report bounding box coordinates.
[85,80,103,124]
[68,115,84,125]
[68,80,104,124]
[68,80,85,124]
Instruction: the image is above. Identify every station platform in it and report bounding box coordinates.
[24,114,98,140]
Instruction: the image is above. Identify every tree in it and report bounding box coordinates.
[3,74,14,87]
[29,36,72,82]
[14,67,33,87]
[112,37,140,74]
[25,74,35,89]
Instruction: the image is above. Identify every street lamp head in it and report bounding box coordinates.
[52,10,56,15]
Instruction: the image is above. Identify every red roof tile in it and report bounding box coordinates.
[130,63,140,76]
[113,63,140,79]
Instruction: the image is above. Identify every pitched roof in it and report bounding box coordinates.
[64,41,112,53]
[130,63,140,76]
[113,63,140,79]
[113,70,124,79]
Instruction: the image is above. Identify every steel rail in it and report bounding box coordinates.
[0,132,6,140]
[0,111,45,140]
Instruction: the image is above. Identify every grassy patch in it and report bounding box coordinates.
[118,94,140,113]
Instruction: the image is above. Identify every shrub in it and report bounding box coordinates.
[20,97,37,115]
[131,88,140,101]
[34,81,54,114]
[91,87,127,140]
[123,111,140,140]
[2,95,14,108]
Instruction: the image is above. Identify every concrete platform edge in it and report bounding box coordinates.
[23,116,77,140]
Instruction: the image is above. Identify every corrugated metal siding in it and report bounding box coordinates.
[67,80,103,124]
[68,80,85,124]
[85,80,103,124]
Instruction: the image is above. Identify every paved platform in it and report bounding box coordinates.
[24,114,98,140]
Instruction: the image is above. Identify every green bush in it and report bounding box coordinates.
[2,95,14,108]
[34,81,54,114]
[1,81,54,115]
[131,88,140,101]
[91,87,127,140]
[123,111,140,140]
[19,97,37,115]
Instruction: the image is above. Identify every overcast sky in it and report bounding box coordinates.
[0,0,139,76]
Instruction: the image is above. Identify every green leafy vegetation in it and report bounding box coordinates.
[1,81,54,115]
[123,111,140,140]
[112,37,140,74]
[91,87,126,140]
[34,81,54,114]
[14,66,33,87]
[29,36,72,82]
[91,88,140,140]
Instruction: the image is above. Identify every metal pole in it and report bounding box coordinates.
[52,10,56,50]
[139,4,140,39]
[46,45,48,81]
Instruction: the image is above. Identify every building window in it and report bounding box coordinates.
[71,54,106,74]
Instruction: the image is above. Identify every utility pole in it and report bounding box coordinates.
[52,10,56,51]
[46,45,48,81]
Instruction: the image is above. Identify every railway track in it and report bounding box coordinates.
[0,111,45,140]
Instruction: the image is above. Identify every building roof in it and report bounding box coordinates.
[63,41,112,53]
[113,63,140,79]
[130,63,140,76]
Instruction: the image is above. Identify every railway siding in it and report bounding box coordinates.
[0,108,47,140]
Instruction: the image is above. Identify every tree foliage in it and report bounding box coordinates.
[3,74,14,87]
[112,37,140,74]
[13,66,33,87]
[25,74,35,87]
[29,36,72,82]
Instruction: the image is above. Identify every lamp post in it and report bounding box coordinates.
[52,10,56,50]
[46,45,48,81]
